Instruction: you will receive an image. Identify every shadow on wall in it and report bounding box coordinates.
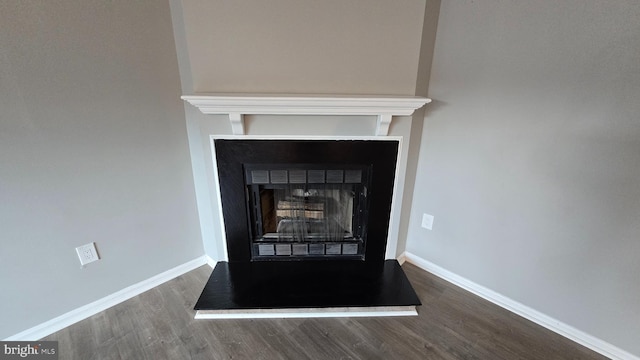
[423,99,448,117]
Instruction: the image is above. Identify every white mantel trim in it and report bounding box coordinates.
[182,93,431,136]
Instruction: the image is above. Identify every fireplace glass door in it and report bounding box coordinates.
[244,164,370,261]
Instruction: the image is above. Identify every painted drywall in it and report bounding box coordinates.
[169,0,221,261]
[180,0,425,95]
[407,0,640,356]
[171,0,431,261]
[396,0,441,257]
[0,0,203,339]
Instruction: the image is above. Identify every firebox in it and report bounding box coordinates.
[244,163,371,260]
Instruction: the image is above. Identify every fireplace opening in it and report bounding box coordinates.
[245,164,371,260]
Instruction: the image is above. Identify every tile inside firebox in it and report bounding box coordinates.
[258,244,274,256]
[275,244,291,256]
[292,244,308,255]
[342,243,358,254]
[308,244,325,255]
[325,244,342,255]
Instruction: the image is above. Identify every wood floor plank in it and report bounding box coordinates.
[42,263,609,359]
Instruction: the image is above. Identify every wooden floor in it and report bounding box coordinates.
[43,263,607,359]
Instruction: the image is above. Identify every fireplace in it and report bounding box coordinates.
[183,94,429,318]
[193,139,421,317]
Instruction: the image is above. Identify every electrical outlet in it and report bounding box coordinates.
[76,242,100,266]
[421,213,434,230]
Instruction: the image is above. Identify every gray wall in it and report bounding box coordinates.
[180,0,425,95]
[0,1,203,339]
[407,0,640,356]
[396,0,441,257]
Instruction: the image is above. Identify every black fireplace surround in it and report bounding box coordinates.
[195,139,420,312]
[217,139,398,264]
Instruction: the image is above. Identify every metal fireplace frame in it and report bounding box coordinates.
[214,139,399,265]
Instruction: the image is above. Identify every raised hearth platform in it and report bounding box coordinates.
[194,260,421,319]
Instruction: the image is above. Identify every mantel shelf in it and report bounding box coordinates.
[181,93,431,136]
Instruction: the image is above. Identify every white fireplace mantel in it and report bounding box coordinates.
[181,93,431,136]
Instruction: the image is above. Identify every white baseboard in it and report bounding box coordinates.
[5,255,208,341]
[205,255,217,268]
[396,252,407,265]
[401,251,639,360]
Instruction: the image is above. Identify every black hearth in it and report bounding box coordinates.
[195,139,420,316]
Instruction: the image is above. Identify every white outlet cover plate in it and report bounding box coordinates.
[421,213,434,230]
[76,243,100,266]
